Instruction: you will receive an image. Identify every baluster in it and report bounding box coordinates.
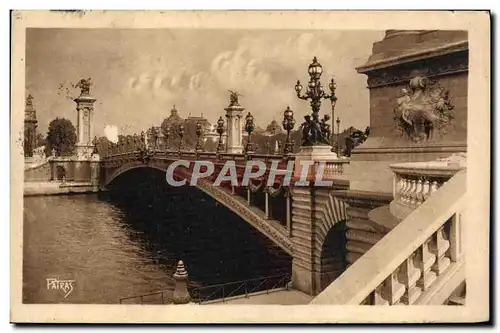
[421,179,431,202]
[430,225,451,275]
[386,267,406,305]
[417,238,437,291]
[393,175,401,201]
[429,180,439,197]
[400,179,410,203]
[373,283,388,305]
[373,269,406,306]
[399,252,422,304]
[404,179,414,204]
[449,213,463,262]
[408,179,418,207]
[397,175,405,199]
[414,179,424,206]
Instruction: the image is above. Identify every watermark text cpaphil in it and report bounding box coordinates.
[164,159,339,187]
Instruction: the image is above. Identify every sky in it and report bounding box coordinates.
[25,28,384,137]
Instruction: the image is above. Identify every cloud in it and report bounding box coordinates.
[104,125,119,143]
[87,30,382,134]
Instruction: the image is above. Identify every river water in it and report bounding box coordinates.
[23,172,291,304]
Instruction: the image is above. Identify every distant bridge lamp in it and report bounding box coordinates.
[164,126,171,150]
[195,121,203,152]
[244,112,255,153]
[336,117,341,156]
[216,116,225,153]
[178,123,185,152]
[282,106,296,155]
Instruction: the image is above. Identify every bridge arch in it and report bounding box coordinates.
[103,162,176,188]
[313,191,348,293]
[101,160,293,255]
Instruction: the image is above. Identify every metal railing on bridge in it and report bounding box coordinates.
[191,273,291,304]
[119,290,173,305]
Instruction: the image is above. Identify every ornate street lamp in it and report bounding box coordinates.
[195,121,203,152]
[295,56,337,147]
[244,112,255,153]
[164,126,171,150]
[140,131,146,150]
[178,123,185,152]
[336,117,341,156]
[328,78,338,152]
[216,116,225,153]
[148,126,157,150]
[126,137,131,153]
[92,136,98,155]
[282,106,296,155]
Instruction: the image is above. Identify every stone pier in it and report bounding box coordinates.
[224,92,244,154]
[74,78,96,158]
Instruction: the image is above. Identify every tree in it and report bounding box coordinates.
[96,136,111,156]
[203,138,217,152]
[35,133,46,148]
[45,117,77,156]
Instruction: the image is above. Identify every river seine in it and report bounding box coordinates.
[23,172,291,304]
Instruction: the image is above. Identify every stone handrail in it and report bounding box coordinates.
[310,169,466,305]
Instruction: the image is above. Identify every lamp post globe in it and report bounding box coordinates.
[294,80,303,96]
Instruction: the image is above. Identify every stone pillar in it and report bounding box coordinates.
[90,153,100,188]
[224,103,244,154]
[172,260,191,304]
[74,92,96,159]
[344,30,468,194]
[24,94,37,158]
[293,146,340,179]
[290,186,319,296]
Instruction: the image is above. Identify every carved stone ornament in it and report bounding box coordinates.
[393,76,454,142]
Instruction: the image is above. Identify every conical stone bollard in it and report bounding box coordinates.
[172,260,191,304]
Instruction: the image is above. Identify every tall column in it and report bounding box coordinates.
[224,92,244,154]
[73,79,96,159]
[24,94,38,159]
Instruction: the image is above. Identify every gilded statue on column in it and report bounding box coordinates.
[75,78,92,96]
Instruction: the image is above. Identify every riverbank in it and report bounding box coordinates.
[24,181,100,196]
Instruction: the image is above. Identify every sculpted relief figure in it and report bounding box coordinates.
[393,76,454,142]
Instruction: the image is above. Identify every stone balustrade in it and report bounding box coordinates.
[310,170,466,305]
[389,155,466,220]
[320,160,348,178]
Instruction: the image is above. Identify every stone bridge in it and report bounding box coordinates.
[100,147,353,295]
